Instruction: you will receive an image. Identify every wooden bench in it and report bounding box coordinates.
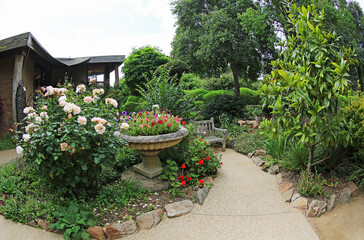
[193,117,227,152]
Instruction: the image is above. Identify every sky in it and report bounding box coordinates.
[0,0,363,84]
[0,0,176,58]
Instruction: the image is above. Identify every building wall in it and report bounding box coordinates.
[69,65,88,84]
[0,55,15,127]
[23,57,34,106]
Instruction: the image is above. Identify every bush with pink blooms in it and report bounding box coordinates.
[15,80,126,197]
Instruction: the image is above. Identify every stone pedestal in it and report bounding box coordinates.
[121,168,170,192]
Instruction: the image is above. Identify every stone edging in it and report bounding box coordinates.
[28,177,214,240]
[247,149,360,218]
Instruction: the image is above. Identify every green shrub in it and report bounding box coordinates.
[122,95,142,113]
[180,73,202,90]
[185,89,209,101]
[280,141,309,172]
[0,134,15,151]
[201,95,246,123]
[342,95,364,160]
[201,73,235,91]
[347,162,364,188]
[155,59,190,81]
[201,90,233,102]
[296,170,326,197]
[106,80,130,107]
[263,134,290,159]
[240,88,260,105]
[233,132,263,154]
[338,95,348,108]
[138,70,195,118]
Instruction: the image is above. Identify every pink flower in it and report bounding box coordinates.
[83,96,93,103]
[41,105,47,110]
[59,100,66,107]
[95,124,106,134]
[76,84,86,93]
[168,123,171,128]
[77,116,87,125]
[72,105,81,115]
[140,124,144,128]
[60,142,68,151]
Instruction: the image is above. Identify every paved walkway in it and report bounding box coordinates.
[0,149,319,240]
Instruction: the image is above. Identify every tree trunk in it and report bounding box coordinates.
[307,144,315,173]
[230,62,240,98]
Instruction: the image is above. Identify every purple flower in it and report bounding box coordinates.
[122,111,127,116]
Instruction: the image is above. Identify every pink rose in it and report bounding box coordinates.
[83,96,92,104]
[77,116,87,125]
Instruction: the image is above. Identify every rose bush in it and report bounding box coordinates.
[15,81,125,197]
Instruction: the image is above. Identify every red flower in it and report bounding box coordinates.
[206,156,210,160]
[138,112,142,116]
[182,164,186,169]
[151,122,155,127]
[199,139,203,142]
[198,159,204,165]
[182,121,186,125]
[199,179,204,184]
[181,181,186,186]
[204,151,207,153]
[158,120,163,124]
[221,162,223,165]
[185,191,189,195]
[178,175,184,180]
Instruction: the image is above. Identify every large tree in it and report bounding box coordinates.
[171,0,277,97]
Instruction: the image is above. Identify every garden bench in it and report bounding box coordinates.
[193,117,227,152]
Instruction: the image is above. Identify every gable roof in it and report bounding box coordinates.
[0,32,125,67]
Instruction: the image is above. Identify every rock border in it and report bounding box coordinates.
[247,150,360,218]
[26,177,215,240]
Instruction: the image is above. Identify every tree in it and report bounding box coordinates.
[171,0,277,97]
[260,2,357,172]
[122,46,170,95]
[155,59,190,82]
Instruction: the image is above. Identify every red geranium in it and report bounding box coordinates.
[199,179,204,184]
[158,120,163,124]
[182,121,186,125]
[151,122,155,127]
[182,164,186,169]
[181,181,186,186]
[206,156,210,160]
[198,159,204,165]
[199,139,203,142]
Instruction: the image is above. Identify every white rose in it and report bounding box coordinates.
[83,96,92,104]
[16,146,23,154]
[59,100,67,107]
[76,84,86,93]
[63,102,74,113]
[35,116,42,123]
[121,122,129,130]
[95,124,106,134]
[72,105,81,115]
[77,116,87,125]
[22,134,31,141]
[58,96,67,102]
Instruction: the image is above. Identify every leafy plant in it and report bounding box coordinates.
[0,176,23,197]
[14,79,126,197]
[138,70,196,119]
[233,131,263,155]
[280,141,309,172]
[296,170,326,197]
[263,133,290,159]
[159,159,180,186]
[0,134,15,151]
[260,2,357,172]
[49,202,97,240]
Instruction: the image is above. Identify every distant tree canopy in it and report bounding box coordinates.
[155,59,190,82]
[122,46,170,95]
[170,0,277,97]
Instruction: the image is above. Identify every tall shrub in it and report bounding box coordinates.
[260,2,356,172]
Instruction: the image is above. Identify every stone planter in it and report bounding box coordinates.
[120,127,188,178]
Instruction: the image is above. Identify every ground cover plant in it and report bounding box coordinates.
[0,134,15,151]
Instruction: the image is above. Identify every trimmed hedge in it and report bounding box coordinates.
[240,88,260,105]
[185,89,209,101]
[201,90,234,102]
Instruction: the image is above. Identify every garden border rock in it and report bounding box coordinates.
[246,149,360,218]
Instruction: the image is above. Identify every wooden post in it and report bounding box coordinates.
[104,66,110,88]
[114,65,119,87]
[12,54,24,123]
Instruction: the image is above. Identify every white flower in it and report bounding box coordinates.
[76,84,86,93]
[45,86,54,96]
[27,112,37,118]
[63,102,74,113]
[83,96,93,104]
[120,122,129,130]
[77,116,87,125]
[92,88,105,95]
[41,105,47,110]
[91,117,107,125]
[58,96,67,102]
[59,100,67,107]
[60,142,68,151]
[40,111,48,118]
[72,105,81,115]
[105,98,118,108]
[16,146,23,154]
[22,134,31,142]
[35,116,42,123]
[23,107,34,114]
[152,104,159,110]
[95,124,106,134]
[58,88,68,94]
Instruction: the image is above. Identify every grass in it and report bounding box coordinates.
[0,134,15,151]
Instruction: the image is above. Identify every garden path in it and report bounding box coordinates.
[124,149,319,240]
[0,149,319,240]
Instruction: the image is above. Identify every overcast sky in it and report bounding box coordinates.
[1,0,364,59]
[0,0,176,58]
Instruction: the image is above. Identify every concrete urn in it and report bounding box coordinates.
[120,127,188,178]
